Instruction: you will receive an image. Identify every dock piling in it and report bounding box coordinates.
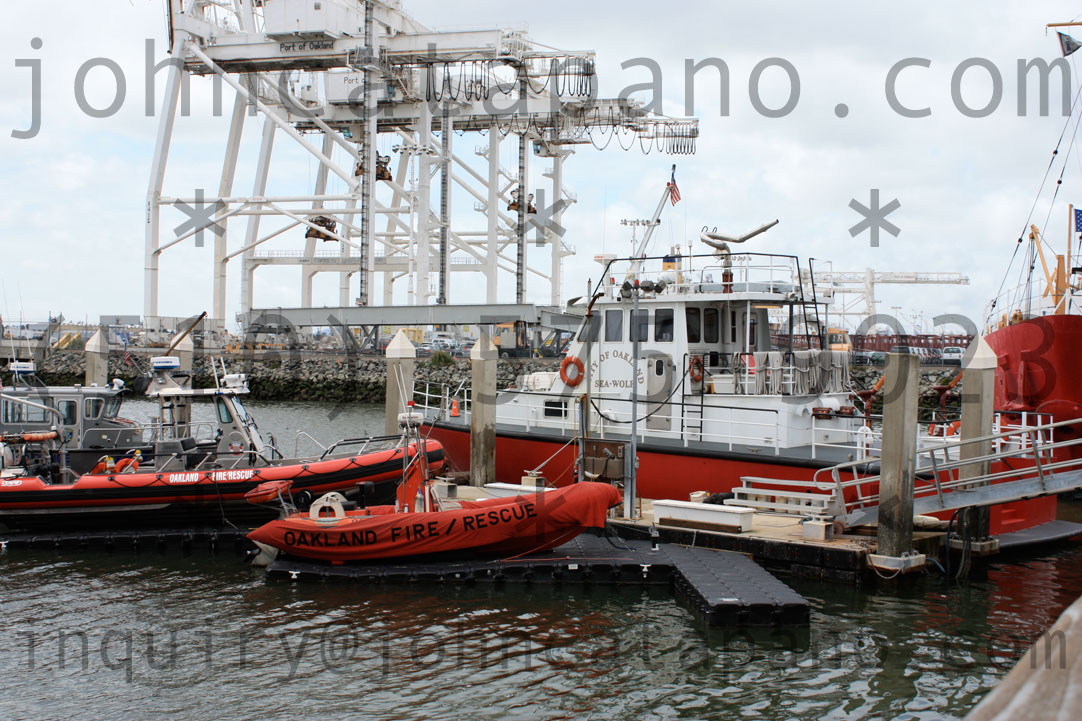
[874,352,923,570]
[174,332,194,372]
[384,329,416,437]
[84,329,109,387]
[958,337,998,545]
[470,332,498,487]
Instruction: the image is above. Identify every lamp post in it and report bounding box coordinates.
[618,277,666,519]
[626,279,640,518]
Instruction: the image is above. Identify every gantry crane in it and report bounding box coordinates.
[145,0,699,331]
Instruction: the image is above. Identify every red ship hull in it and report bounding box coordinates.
[423,422,1054,537]
[986,314,1082,460]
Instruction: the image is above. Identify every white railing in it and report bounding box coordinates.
[811,416,1082,520]
[79,421,220,449]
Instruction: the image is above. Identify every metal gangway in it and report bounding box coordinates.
[726,416,1082,529]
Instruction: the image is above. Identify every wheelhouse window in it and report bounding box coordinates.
[84,398,104,420]
[605,309,623,342]
[686,308,701,344]
[749,316,758,347]
[704,308,720,344]
[216,398,234,424]
[2,399,49,424]
[654,309,674,342]
[630,309,649,342]
[577,314,601,342]
[58,400,78,426]
[103,398,122,419]
[729,310,738,344]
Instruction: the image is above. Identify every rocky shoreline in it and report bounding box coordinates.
[25,351,562,403]
[20,352,962,409]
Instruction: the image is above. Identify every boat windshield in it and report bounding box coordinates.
[103,398,122,419]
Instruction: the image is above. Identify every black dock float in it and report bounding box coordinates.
[0,526,251,553]
[264,536,810,627]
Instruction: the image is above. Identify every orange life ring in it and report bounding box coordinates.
[560,356,585,387]
[688,356,704,383]
[115,457,139,474]
[945,420,961,436]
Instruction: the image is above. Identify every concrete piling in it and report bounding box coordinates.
[958,337,998,541]
[175,332,194,372]
[84,330,109,387]
[384,329,416,437]
[470,332,497,488]
[876,352,920,560]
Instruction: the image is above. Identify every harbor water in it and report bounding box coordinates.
[2,400,1080,721]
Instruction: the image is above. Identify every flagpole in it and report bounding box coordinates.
[1048,22,1082,27]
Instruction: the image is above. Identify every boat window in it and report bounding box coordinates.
[58,400,78,426]
[84,398,104,419]
[654,309,674,342]
[605,309,623,342]
[216,398,234,424]
[103,398,122,418]
[704,308,720,344]
[749,316,758,347]
[577,314,601,342]
[655,359,664,375]
[686,308,701,344]
[233,398,251,423]
[2,399,49,424]
[729,310,738,343]
[631,309,649,342]
[544,400,568,418]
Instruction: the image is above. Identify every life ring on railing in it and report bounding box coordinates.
[688,356,704,383]
[928,420,961,437]
[560,356,585,387]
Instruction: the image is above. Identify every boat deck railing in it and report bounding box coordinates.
[596,252,804,301]
[78,421,220,449]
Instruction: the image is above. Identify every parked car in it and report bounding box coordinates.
[941,347,964,366]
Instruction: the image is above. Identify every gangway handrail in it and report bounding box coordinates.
[801,415,1082,517]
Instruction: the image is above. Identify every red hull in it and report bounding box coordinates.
[248,482,622,563]
[424,423,1054,536]
[986,314,1082,460]
[0,441,444,514]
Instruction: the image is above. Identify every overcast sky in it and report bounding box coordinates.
[3,1,1082,333]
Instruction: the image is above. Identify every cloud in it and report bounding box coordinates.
[2,0,1081,331]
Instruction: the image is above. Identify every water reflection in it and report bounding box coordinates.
[1,536,1079,720]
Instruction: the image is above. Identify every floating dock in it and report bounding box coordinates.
[0,526,251,553]
[264,534,809,627]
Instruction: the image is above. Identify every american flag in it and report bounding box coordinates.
[667,169,681,206]
[1075,207,1082,233]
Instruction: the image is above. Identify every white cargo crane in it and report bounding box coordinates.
[801,268,971,329]
[145,0,699,333]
